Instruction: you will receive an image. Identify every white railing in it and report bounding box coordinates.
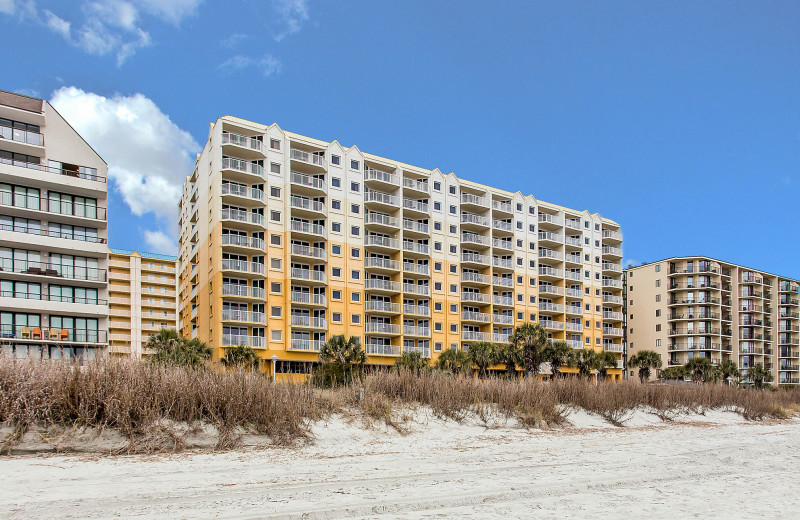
[222,309,266,324]
[566,305,583,315]
[365,323,400,334]
[403,304,431,316]
[462,233,490,246]
[603,327,624,336]
[461,311,491,322]
[538,231,564,242]
[365,279,402,291]
[602,279,623,289]
[539,285,563,296]
[493,334,511,343]
[602,246,622,257]
[365,301,401,313]
[491,200,512,212]
[221,157,264,177]
[565,271,582,281]
[492,238,513,250]
[492,219,513,231]
[365,167,398,185]
[290,220,326,237]
[402,177,429,192]
[565,322,583,332]
[602,230,623,241]
[461,272,491,284]
[290,196,327,214]
[403,283,430,296]
[461,213,490,226]
[540,320,565,330]
[462,252,491,264]
[538,249,564,261]
[221,334,265,348]
[290,244,327,260]
[290,148,327,168]
[403,262,430,275]
[565,237,582,247]
[402,219,429,234]
[291,268,327,283]
[366,235,400,249]
[493,295,514,306]
[462,292,491,303]
[539,302,565,312]
[602,295,623,304]
[221,208,265,226]
[222,132,263,152]
[403,241,430,255]
[565,219,581,230]
[493,314,514,324]
[365,190,398,205]
[565,288,582,298]
[603,311,624,321]
[403,346,430,357]
[291,315,327,328]
[222,234,264,249]
[567,340,583,349]
[290,171,326,191]
[602,262,622,272]
[402,198,429,213]
[539,266,564,278]
[365,343,401,356]
[221,259,265,274]
[461,193,488,207]
[366,213,400,227]
[493,276,513,287]
[290,292,327,306]
[289,339,324,351]
[403,325,431,336]
[604,343,624,352]
[461,331,491,341]
[538,213,563,226]
[365,257,401,270]
[222,284,265,299]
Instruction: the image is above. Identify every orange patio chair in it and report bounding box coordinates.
[32,327,42,339]
[20,327,31,338]
[60,329,70,341]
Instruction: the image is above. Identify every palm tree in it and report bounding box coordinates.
[720,360,740,384]
[510,322,548,379]
[318,335,366,386]
[221,345,260,370]
[395,351,430,375]
[435,347,472,376]
[147,328,211,370]
[494,342,522,379]
[542,340,571,380]
[660,366,686,380]
[684,356,714,383]
[596,351,618,380]
[628,350,662,383]
[568,348,600,379]
[747,364,771,389]
[468,341,497,379]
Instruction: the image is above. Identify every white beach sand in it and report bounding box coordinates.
[1,409,799,519]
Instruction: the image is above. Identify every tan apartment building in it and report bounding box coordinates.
[177,116,624,379]
[626,257,800,385]
[108,249,179,357]
[0,90,109,361]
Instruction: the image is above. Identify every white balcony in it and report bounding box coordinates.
[462,252,491,265]
[290,220,327,238]
[365,279,402,292]
[365,301,401,313]
[492,276,513,287]
[539,285,564,296]
[538,249,563,261]
[461,331,491,341]
[461,213,490,227]
[565,322,583,332]
[462,233,490,246]
[402,219,430,234]
[221,157,264,178]
[365,343,402,356]
[221,334,266,348]
[539,319,565,330]
[221,309,266,324]
[402,177,429,193]
[539,266,564,278]
[290,171,327,192]
[538,213,563,226]
[289,339,324,352]
[290,244,327,260]
[222,284,265,299]
[602,246,623,258]
[366,212,400,228]
[402,198,429,213]
[602,279,623,289]
[221,132,263,153]
[461,311,491,322]
[493,295,514,306]
[365,257,401,270]
[365,190,398,206]
[290,268,327,283]
[365,323,401,334]
[403,241,430,255]
[221,259,265,275]
[290,292,327,306]
[403,325,431,337]
[602,262,622,272]
[403,283,431,296]
[221,183,265,202]
[221,208,264,226]
[566,340,583,349]
[491,200,513,213]
[462,292,491,303]
[290,148,327,169]
[603,327,624,337]
[604,343,624,352]
[493,333,511,343]
[290,196,327,215]
[602,294,623,304]
[403,304,431,316]
[492,238,513,250]
[539,302,565,313]
[492,257,514,269]
[403,262,430,276]
[365,235,401,249]
[291,315,328,329]
[461,272,491,284]
[221,234,265,250]
[461,193,488,207]
[365,167,398,185]
[602,229,623,242]
[538,231,564,243]
[603,311,624,321]
[493,314,514,324]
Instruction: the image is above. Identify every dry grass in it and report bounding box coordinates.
[1,359,798,454]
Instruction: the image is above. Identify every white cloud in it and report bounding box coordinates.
[623,258,639,269]
[42,10,71,38]
[143,229,177,255]
[0,0,14,15]
[136,0,202,25]
[50,86,199,242]
[0,0,40,20]
[272,0,308,41]
[219,53,282,77]
[220,32,246,49]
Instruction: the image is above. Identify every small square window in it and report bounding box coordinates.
[271,306,282,318]
[270,138,280,150]
[595,224,600,231]
[351,181,360,192]
[435,322,443,332]
[517,294,523,302]
[352,314,361,324]
[331,177,341,188]
[434,202,441,211]
[529,278,535,286]
[449,265,457,274]
[449,186,457,195]
[270,258,281,269]
[434,282,442,291]
[434,222,442,231]
[529,224,535,233]
[449,205,456,214]
[270,210,281,222]
[332,200,341,210]
[585,238,590,245]
[351,270,360,280]
[332,290,342,300]
[435,302,443,311]
[350,160,360,170]
[516,276,523,284]
[529,295,535,303]
[449,225,457,234]
[271,329,282,341]
[332,312,342,323]
[332,244,341,255]
[270,234,281,246]
[517,258,523,266]
[433,181,441,191]
[331,155,341,166]
[516,221,522,229]
[270,163,281,174]
[351,226,360,236]
[449,245,456,253]
[450,323,458,332]
[332,267,342,277]
[351,292,360,302]
[270,282,281,293]
[351,247,360,258]
[450,304,457,313]
[530,313,536,321]
[517,311,523,320]
[529,207,534,214]
[270,186,281,197]
[529,260,535,268]
[351,203,360,214]
[435,342,443,352]
[434,262,442,271]
[450,284,457,293]
[434,242,442,251]
[332,222,341,233]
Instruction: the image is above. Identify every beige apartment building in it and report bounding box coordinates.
[626,257,800,385]
[177,116,624,379]
[0,90,109,360]
[107,249,178,358]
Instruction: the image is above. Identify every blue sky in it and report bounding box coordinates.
[1,1,798,277]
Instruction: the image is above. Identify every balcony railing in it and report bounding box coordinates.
[366,212,400,227]
[462,252,491,265]
[461,311,491,322]
[403,325,430,336]
[403,304,431,316]
[491,200,513,213]
[0,193,108,221]
[290,268,327,283]
[461,331,491,341]
[290,292,327,306]
[221,334,265,348]
[221,234,264,249]
[461,272,491,284]
[493,257,514,269]
[365,167,397,185]
[602,230,623,241]
[290,315,328,328]
[366,235,400,249]
[222,284,265,299]
[365,301,401,313]
[493,295,514,306]
[538,213,563,226]
[221,309,266,324]
[492,276,513,287]
[290,196,327,214]
[403,241,429,255]
[402,198,429,213]
[365,343,401,356]
[403,262,430,275]
[365,190,398,205]
[602,262,622,272]
[492,238,513,250]
[221,259,265,275]
[365,257,401,270]
[462,292,491,303]
[402,177,429,193]
[538,231,563,242]
[290,221,326,237]
[0,222,107,244]
[602,311,624,320]
[289,339,323,352]
[0,125,42,146]
[461,193,488,207]
[492,219,513,231]
[403,283,430,296]
[221,157,264,177]
[461,213,490,226]
[290,148,327,168]
[493,314,514,324]
[539,319,565,330]
[365,279,402,292]
[0,326,106,343]
[539,302,564,312]
[493,333,511,343]
[365,323,400,334]
[602,327,624,336]
[0,259,106,282]
[221,132,263,152]
[221,208,264,226]
[290,244,326,260]
[539,266,564,278]
[538,249,563,261]
[402,219,429,234]
[539,285,563,296]
[602,246,622,257]
[290,171,326,191]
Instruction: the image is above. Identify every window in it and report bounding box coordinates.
[516,222,522,229]
[517,294,523,302]
[447,245,456,254]
[434,222,442,231]
[331,177,341,188]
[351,270,360,280]
[332,312,342,323]
[351,292,360,302]
[655,279,661,287]
[434,242,442,251]
[434,302,443,311]
[351,203,360,214]
[331,200,341,210]
[655,294,661,302]
[270,163,281,174]
[434,202,441,211]
[517,258,523,266]
[529,260,535,268]
[656,339,661,347]
[351,247,360,258]
[350,160,360,170]
[332,290,342,300]
[271,330,282,341]
[331,155,341,166]
[595,240,600,247]
[450,284,457,293]
[331,245,341,255]
[450,304,457,313]
[529,224,535,233]
[655,265,661,273]
[435,342,443,352]
[449,205,456,214]
[434,262,442,271]
[449,265,456,274]
[332,223,341,233]
[271,306,282,317]
[529,277,535,286]
[516,275,523,284]
[435,322,443,332]
[585,238,589,245]
[656,324,661,332]
[517,311,523,320]
[449,186,456,195]
[529,296,535,303]
[586,337,591,344]
[270,186,281,197]
[332,267,341,277]
[352,314,361,324]
[655,309,661,317]
[270,138,280,150]
[449,225,456,234]
[270,282,281,293]
[270,234,281,246]
[350,181,360,192]
[434,282,442,291]
[450,324,457,333]
[433,181,441,191]
[351,226,360,236]
[270,210,281,222]
[595,224,600,231]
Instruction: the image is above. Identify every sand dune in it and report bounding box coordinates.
[1,409,799,519]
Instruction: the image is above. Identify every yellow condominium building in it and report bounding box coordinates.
[108,249,178,358]
[0,90,109,361]
[626,256,800,385]
[177,116,624,379]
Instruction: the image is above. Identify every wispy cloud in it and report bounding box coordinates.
[143,229,178,255]
[272,0,308,41]
[623,258,640,269]
[1,0,202,65]
[219,53,282,77]
[220,32,246,49]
